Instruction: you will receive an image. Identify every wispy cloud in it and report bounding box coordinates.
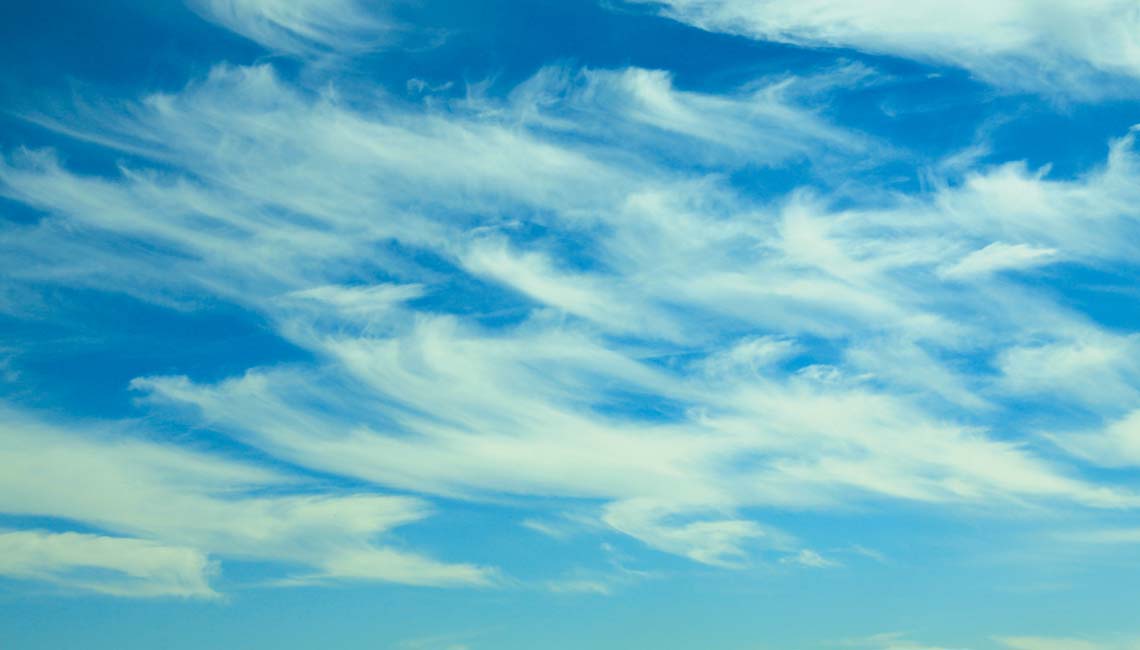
[626,0,1140,97]
[996,636,1112,650]
[779,548,839,569]
[3,4,1140,608]
[0,530,218,599]
[188,0,395,56]
[0,405,496,595]
[4,59,1140,586]
[842,631,969,650]
[1048,409,1140,467]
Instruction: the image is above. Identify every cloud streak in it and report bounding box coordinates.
[0,405,496,595]
[0,530,218,599]
[2,11,1140,602]
[189,0,394,56]
[628,0,1140,97]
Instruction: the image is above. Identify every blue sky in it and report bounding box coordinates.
[2,1,1140,649]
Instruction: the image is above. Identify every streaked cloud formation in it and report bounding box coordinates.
[632,0,1140,96]
[0,530,217,599]
[1,1,1139,648]
[0,406,494,594]
[190,0,394,55]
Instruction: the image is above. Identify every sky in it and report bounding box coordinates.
[1,1,1140,648]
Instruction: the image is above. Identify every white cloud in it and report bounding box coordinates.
[601,499,783,567]
[0,530,217,599]
[1057,527,1140,545]
[188,0,393,56]
[1049,409,1140,468]
[779,548,839,569]
[507,64,876,167]
[460,237,680,339]
[3,60,1140,579]
[0,405,496,594]
[939,242,1058,280]
[128,326,1135,566]
[842,632,968,650]
[628,0,1140,97]
[998,334,1140,411]
[996,637,1106,650]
